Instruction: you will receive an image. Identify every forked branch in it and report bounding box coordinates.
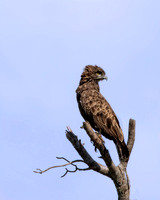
[34,119,135,200]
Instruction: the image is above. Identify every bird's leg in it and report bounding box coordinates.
[91,131,105,152]
[81,122,104,151]
[96,131,105,144]
[80,125,84,129]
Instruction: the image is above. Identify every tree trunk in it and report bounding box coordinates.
[113,165,130,200]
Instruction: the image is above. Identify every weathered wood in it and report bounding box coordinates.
[34,119,135,200]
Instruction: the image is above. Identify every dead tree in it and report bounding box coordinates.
[34,119,135,200]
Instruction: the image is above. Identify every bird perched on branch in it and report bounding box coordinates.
[76,65,129,159]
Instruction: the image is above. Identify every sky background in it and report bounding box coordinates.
[0,0,160,199]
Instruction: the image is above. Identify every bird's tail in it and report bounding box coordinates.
[114,140,129,160]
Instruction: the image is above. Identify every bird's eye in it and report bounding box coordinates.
[96,71,102,76]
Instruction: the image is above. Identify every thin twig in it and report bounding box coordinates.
[61,166,90,178]
[33,157,88,175]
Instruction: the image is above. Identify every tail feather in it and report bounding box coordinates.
[114,140,129,160]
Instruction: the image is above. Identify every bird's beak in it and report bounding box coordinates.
[103,75,108,81]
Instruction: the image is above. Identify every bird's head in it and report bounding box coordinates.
[81,65,108,82]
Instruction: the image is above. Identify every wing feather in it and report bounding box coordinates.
[79,90,123,142]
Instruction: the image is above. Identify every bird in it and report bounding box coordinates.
[76,65,129,159]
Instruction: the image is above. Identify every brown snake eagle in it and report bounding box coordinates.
[76,65,129,159]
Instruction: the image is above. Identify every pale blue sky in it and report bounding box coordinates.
[0,0,160,199]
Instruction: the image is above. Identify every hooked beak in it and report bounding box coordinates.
[102,75,108,81]
[96,74,108,81]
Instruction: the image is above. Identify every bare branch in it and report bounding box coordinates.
[57,157,90,177]
[33,157,88,176]
[66,127,110,177]
[127,119,136,156]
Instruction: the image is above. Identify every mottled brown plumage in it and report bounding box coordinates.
[76,65,128,159]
